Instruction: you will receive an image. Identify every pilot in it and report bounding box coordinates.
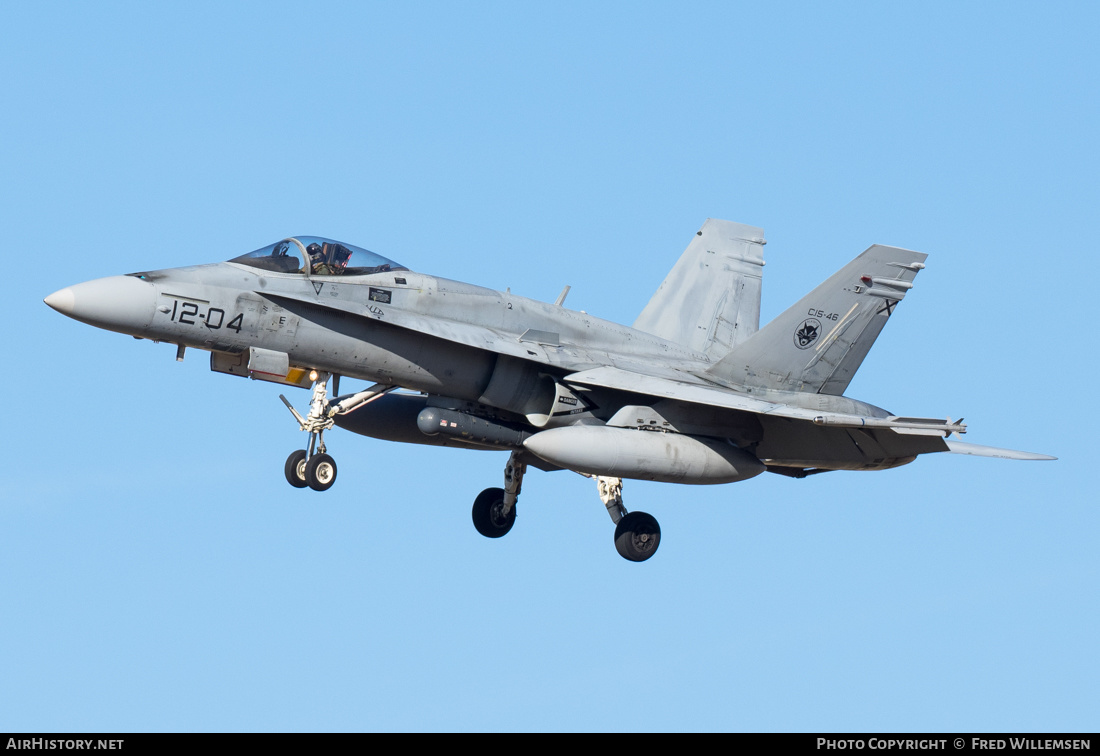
[307,243,335,276]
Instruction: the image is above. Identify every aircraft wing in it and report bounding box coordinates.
[260,291,1055,463]
[563,365,952,432]
[562,365,1055,464]
[563,366,958,467]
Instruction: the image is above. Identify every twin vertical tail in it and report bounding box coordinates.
[705,244,928,396]
[632,219,766,359]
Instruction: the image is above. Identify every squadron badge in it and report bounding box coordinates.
[794,318,821,349]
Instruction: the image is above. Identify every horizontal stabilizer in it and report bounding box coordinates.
[944,440,1056,461]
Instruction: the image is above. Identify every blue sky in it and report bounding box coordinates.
[2,1,1095,732]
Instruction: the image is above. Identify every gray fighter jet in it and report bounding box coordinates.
[44,220,1053,561]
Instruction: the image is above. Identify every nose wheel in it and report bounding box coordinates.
[284,449,308,488]
[305,453,337,491]
[283,448,338,491]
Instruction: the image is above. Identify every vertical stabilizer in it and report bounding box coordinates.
[633,219,766,358]
[705,244,927,395]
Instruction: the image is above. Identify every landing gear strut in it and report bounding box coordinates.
[280,374,392,492]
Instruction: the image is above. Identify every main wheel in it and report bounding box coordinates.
[284,450,308,488]
[614,511,661,562]
[305,453,337,492]
[472,487,516,538]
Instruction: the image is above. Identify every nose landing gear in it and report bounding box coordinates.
[279,373,392,492]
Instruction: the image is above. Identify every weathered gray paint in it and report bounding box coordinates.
[44,222,1055,488]
[633,219,766,359]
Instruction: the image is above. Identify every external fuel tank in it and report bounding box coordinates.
[523,426,765,484]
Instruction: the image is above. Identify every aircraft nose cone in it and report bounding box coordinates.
[44,287,76,315]
[43,275,157,335]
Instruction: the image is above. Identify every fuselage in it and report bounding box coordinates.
[45,256,893,420]
[45,235,922,478]
[47,260,707,402]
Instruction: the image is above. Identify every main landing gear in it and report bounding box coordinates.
[471,451,525,538]
[280,373,393,492]
[471,456,661,562]
[596,476,661,562]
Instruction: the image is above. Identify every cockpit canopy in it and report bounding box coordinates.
[230,236,408,277]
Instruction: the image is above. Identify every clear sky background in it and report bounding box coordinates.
[2,1,1095,733]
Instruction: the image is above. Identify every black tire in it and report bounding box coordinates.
[471,487,515,538]
[284,450,308,488]
[614,511,661,562]
[305,453,337,492]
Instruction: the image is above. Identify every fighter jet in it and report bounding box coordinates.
[43,220,1054,562]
